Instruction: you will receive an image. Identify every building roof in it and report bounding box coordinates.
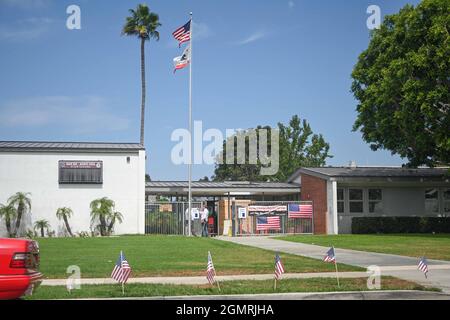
[146,181,300,196]
[0,141,144,152]
[288,166,450,182]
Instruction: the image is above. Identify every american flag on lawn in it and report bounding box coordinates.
[323,247,336,263]
[418,256,429,278]
[274,253,285,280]
[172,20,191,46]
[256,216,281,231]
[111,251,132,284]
[288,203,313,219]
[206,251,217,284]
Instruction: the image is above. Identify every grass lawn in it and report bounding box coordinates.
[276,234,450,261]
[27,277,435,300]
[37,235,361,279]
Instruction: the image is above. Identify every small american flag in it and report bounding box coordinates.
[206,251,216,284]
[172,20,191,46]
[324,247,336,263]
[288,203,313,218]
[418,257,429,278]
[256,216,281,231]
[111,251,132,284]
[274,254,285,280]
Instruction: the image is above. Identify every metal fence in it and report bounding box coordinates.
[145,201,202,235]
[233,201,314,236]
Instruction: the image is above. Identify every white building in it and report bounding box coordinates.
[0,141,145,237]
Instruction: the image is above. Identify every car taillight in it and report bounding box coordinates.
[10,253,31,269]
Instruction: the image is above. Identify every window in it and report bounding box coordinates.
[337,188,344,213]
[368,189,383,213]
[349,189,363,213]
[59,161,103,184]
[425,189,439,213]
[444,189,450,214]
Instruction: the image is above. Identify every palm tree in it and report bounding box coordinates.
[122,4,161,146]
[107,211,124,235]
[8,192,31,237]
[0,204,17,238]
[90,197,115,236]
[34,219,50,238]
[56,207,74,237]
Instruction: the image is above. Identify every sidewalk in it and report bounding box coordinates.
[216,236,450,293]
[42,271,369,286]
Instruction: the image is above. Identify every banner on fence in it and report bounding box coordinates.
[248,205,287,214]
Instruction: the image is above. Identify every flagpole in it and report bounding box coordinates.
[333,246,340,287]
[188,11,193,237]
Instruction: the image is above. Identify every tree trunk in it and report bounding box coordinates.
[15,202,23,237]
[99,215,107,236]
[40,227,44,238]
[107,218,115,235]
[140,37,146,146]
[5,217,12,238]
[63,216,73,237]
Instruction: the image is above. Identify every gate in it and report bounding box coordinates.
[233,201,314,236]
[145,201,202,235]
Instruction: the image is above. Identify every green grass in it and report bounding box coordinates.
[37,235,361,279]
[27,277,435,300]
[277,234,450,261]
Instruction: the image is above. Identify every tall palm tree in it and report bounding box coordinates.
[107,211,124,235]
[56,207,74,237]
[0,204,17,238]
[8,192,31,237]
[122,4,161,146]
[34,219,50,238]
[90,197,115,236]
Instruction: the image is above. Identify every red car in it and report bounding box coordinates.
[0,238,42,299]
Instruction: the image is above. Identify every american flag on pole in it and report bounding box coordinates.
[256,216,281,231]
[274,254,285,280]
[418,256,429,278]
[288,203,313,218]
[172,20,191,47]
[111,251,132,284]
[206,251,216,284]
[323,247,336,263]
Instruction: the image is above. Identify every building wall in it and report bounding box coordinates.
[300,174,327,234]
[0,150,145,237]
[337,186,449,234]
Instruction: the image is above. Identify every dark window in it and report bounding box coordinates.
[444,189,450,214]
[369,189,382,213]
[425,189,439,213]
[337,188,344,213]
[349,189,363,213]
[59,161,103,184]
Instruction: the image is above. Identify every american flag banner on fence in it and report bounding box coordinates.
[206,251,216,284]
[172,20,191,46]
[418,257,429,278]
[111,251,132,284]
[288,203,313,218]
[323,247,336,263]
[256,216,281,231]
[274,253,285,280]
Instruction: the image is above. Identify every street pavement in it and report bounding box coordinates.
[217,236,450,293]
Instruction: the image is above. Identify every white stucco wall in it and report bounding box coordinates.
[0,150,145,237]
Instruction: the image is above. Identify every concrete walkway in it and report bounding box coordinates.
[217,236,450,293]
[42,271,369,286]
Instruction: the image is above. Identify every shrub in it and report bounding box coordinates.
[352,216,450,234]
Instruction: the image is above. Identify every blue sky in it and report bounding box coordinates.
[0,0,420,180]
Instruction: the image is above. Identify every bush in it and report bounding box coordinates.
[352,217,450,234]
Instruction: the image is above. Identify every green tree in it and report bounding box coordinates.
[351,0,449,167]
[8,192,31,237]
[122,4,161,146]
[34,219,50,238]
[56,207,74,237]
[90,197,123,236]
[212,115,332,181]
[0,204,17,238]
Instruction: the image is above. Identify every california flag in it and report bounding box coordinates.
[173,45,190,73]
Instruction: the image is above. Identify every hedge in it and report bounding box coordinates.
[351,217,450,234]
